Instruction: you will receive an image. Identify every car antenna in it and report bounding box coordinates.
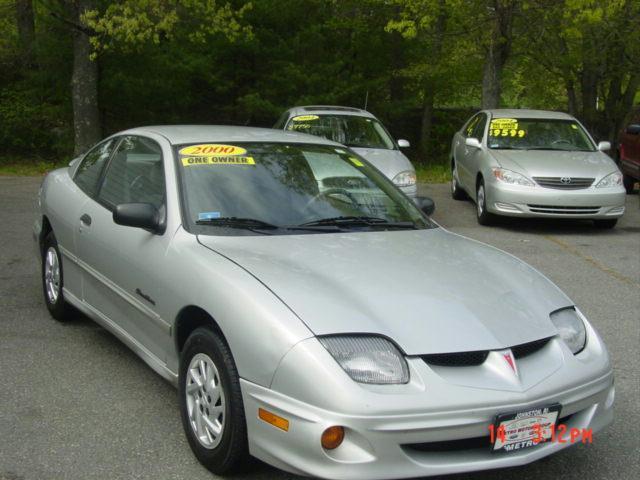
[364,90,369,111]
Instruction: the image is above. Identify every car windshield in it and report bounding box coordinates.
[487,118,595,152]
[285,114,396,150]
[175,142,432,235]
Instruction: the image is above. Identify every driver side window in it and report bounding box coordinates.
[98,136,165,210]
[464,115,481,138]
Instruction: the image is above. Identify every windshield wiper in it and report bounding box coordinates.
[299,216,417,229]
[195,217,279,230]
[524,147,570,151]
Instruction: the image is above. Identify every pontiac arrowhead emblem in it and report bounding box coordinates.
[502,350,518,377]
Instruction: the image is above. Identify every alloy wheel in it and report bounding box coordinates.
[477,184,485,216]
[185,353,226,449]
[44,247,61,304]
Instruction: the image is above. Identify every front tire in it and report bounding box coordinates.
[179,327,250,475]
[451,161,466,200]
[476,179,495,226]
[623,173,636,194]
[594,219,618,229]
[42,232,70,321]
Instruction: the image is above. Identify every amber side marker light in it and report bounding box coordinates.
[321,426,345,450]
[258,408,289,431]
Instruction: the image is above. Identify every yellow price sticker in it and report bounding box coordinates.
[292,115,320,122]
[349,157,364,167]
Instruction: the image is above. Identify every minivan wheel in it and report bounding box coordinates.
[451,162,466,200]
[476,179,494,225]
[593,219,618,229]
[42,232,70,321]
[179,327,250,474]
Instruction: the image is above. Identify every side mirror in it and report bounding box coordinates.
[465,137,482,149]
[626,124,640,135]
[413,196,436,216]
[597,141,611,151]
[113,203,162,233]
[397,139,410,148]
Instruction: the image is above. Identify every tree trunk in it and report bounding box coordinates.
[16,0,36,65]
[71,0,101,155]
[481,0,514,109]
[566,79,578,116]
[419,87,435,161]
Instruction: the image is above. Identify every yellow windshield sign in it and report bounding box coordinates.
[181,156,255,166]
[292,115,319,122]
[179,144,247,157]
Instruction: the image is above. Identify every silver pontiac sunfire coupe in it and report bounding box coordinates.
[34,126,613,479]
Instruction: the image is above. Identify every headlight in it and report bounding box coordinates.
[595,171,622,188]
[492,168,534,186]
[550,308,586,354]
[393,170,416,187]
[318,336,409,384]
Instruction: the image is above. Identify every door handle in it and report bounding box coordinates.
[80,214,92,226]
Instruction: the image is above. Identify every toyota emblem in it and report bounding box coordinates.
[560,177,572,184]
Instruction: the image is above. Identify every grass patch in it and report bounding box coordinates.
[415,163,451,184]
[0,158,67,176]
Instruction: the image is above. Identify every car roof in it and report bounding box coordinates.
[485,109,575,120]
[120,125,344,146]
[286,105,376,118]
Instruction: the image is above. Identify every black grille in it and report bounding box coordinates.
[422,351,489,367]
[533,177,594,189]
[512,337,551,358]
[527,204,600,214]
[421,337,552,368]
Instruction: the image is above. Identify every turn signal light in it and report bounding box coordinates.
[321,426,345,450]
[258,408,289,431]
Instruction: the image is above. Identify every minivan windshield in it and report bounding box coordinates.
[285,114,396,150]
[487,118,595,152]
[176,142,431,235]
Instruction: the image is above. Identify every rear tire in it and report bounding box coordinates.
[42,232,70,321]
[476,179,495,226]
[451,161,466,200]
[179,327,250,475]
[593,219,618,229]
[623,173,636,194]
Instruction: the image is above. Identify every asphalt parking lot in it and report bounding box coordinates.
[1,176,638,480]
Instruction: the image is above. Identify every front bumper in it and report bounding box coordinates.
[241,323,613,479]
[486,181,626,219]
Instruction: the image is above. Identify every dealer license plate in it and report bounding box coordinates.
[492,404,561,452]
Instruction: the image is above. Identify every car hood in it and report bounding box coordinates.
[350,147,414,180]
[490,149,617,180]
[198,229,570,355]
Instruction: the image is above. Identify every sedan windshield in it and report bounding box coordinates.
[285,114,396,150]
[488,118,595,152]
[176,143,431,235]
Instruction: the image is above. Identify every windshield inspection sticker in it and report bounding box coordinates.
[292,115,319,121]
[179,144,247,156]
[181,156,255,166]
[198,211,221,220]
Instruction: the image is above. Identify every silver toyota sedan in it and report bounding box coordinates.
[274,105,418,197]
[34,126,613,479]
[450,109,626,228]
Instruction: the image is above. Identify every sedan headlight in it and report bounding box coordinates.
[595,171,622,188]
[550,308,586,354]
[393,170,416,187]
[319,336,409,384]
[492,167,534,186]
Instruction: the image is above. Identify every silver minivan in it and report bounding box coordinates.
[275,106,417,197]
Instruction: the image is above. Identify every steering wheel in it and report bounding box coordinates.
[129,174,152,199]
[304,188,359,210]
[551,139,572,146]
